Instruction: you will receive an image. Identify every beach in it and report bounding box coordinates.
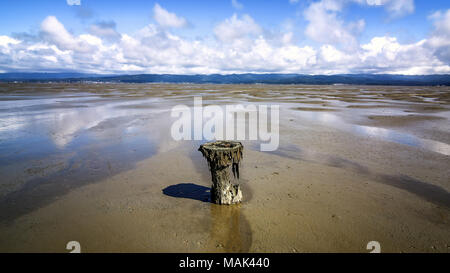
[0,83,449,252]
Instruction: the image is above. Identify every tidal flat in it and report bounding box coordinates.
[0,83,449,252]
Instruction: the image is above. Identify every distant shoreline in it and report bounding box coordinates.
[1,73,450,86]
[2,82,450,87]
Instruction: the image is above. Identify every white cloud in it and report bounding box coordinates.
[427,9,450,64]
[153,3,187,28]
[359,37,440,74]
[231,0,244,10]
[357,0,414,17]
[320,45,353,63]
[89,21,121,41]
[66,0,81,6]
[40,16,78,50]
[429,10,450,42]
[0,36,21,47]
[1,9,450,75]
[386,0,414,17]
[0,35,21,55]
[214,14,262,43]
[304,0,363,50]
[303,0,416,50]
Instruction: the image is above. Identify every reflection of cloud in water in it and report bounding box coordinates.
[0,115,27,133]
[49,109,101,147]
[46,99,162,148]
[298,111,340,124]
[417,138,450,157]
[355,126,389,137]
[356,125,450,156]
[0,94,166,148]
[293,111,450,156]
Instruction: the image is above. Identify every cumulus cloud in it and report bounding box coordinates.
[231,0,244,10]
[303,0,416,50]
[0,7,449,75]
[153,3,187,28]
[304,0,364,50]
[214,14,262,43]
[40,15,98,55]
[40,16,78,50]
[361,0,414,17]
[66,0,81,6]
[89,21,121,42]
[359,37,434,74]
[0,36,21,47]
[427,10,450,64]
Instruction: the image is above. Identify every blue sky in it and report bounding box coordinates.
[0,0,449,74]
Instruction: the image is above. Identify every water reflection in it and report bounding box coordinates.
[207,204,252,252]
[1,83,448,226]
[0,131,157,222]
[162,183,253,252]
[263,142,450,209]
[0,91,169,221]
[291,111,450,156]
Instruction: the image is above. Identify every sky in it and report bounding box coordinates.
[0,0,449,75]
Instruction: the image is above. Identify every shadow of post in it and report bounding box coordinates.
[162,183,211,203]
[162,183,253,252]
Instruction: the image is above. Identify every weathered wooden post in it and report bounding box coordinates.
[198,141,243,205]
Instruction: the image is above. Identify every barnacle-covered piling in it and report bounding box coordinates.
[198,141,243,205]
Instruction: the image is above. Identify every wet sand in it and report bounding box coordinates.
[0,83,449,252]
[364,115,446,127]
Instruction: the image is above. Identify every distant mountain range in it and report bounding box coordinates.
[1,73,450,86]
